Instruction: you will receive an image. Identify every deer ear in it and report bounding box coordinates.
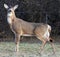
[14,5,18,10]
[4,4,9,9]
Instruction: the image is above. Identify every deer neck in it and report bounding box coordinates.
[7,12,16,25]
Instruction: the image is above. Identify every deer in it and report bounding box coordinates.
[4,4,55,54]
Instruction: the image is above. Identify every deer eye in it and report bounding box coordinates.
[8,10,11,13]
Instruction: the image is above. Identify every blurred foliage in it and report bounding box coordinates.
[0,0,60,39]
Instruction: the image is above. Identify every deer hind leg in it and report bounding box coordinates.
[40,40,46,51]
[37,36,47,54]
[49,37,56,54]
[35,32,47,54]
[15,34,20,52]
[40,39,47,54]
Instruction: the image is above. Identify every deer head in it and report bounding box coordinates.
[4,4,18,17]
[4,4,18,24]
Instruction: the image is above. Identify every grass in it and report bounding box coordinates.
[0,42,60,57]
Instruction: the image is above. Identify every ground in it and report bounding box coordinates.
[0,41,60,57]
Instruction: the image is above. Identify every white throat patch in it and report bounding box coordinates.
[7,17,12,24]
[7,13,12,24]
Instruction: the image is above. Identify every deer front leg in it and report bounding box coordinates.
[15,34,20,52]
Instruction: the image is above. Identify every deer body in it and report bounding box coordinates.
[4,4,55,54]
[8,17,50,40]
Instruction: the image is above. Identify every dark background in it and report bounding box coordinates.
[0,0,60,41]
